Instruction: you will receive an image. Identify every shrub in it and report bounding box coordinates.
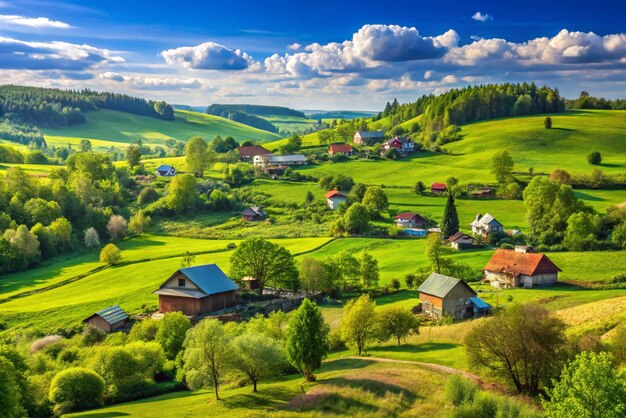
[327,328,347,351]
[138,187,160,206]
[99,243,121,265]
[31,335,63,352]
[587,151,602,165]
[451,394,498,418]
[129,319,158,342]
[48,367,105,414]
[446,375,477,407]
[82,326,106,346]
[391,278,401,290]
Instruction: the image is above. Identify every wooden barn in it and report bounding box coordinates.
[418,273,491,319]
[153,264,239,316]
[242,206,267,222]
[83,305,129,333]
[483,247,561,288]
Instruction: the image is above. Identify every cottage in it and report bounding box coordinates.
[253,154,307,167]
[449,231,474,250]
[470,213,504,240]
[431,182,447,194]
[418,273,491,319]
[325,190,348,210]
[395,212,427,229]
[353,130,385,145]
[237,145,272,161]
[483,248,561,288]
[153,264,239,316]
[328,143,353,156]
[380,136,415,154]
[83,305,128,333]
[155,164,176,177]
[242,206,267,222]
[470,187,494,198]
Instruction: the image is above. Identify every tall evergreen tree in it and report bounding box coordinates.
[440,194,459,238]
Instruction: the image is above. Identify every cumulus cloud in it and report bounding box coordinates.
[0,36,123,70]
[0,14,71,28]
[99,72,202,90]
[161,42,255,70]
[287,42,301,51]
[472,12,493,22]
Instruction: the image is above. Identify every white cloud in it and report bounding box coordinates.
[287,42,301,51]
[472,12,493,22]
[424,70,433,80]
[161,41,255,70]
[99,72,202,90]
[0,14,71,29]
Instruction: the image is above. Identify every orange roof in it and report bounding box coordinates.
[325,190,347,199]
[237,145,272,157]
[329,143,353,153]
[483,249,561,277]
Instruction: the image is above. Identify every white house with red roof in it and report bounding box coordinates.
[328,143,353,156]
[483,247,561,288]
[325,190,348,210]
[395,212,427,228]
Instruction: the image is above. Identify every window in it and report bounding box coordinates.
[178,278,185,287]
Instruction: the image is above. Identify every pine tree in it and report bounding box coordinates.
[440,194,459,238]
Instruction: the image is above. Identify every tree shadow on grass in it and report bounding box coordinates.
[222,386,297,410]
[574,191,605,202]
[374,342,460,354]
[74,413,130,417]
[550,127,577,132]
[321,357,376,373]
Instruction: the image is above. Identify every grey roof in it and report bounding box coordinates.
[417,273,476,298]
[153,288,207,299]
[84,305,128,325]
[174,264,238,295]
[355,130,385,138]
[472,213,502,227]
[266,154,307,164]
[242,206,266,217]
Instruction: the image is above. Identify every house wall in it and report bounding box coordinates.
[520,273,558,288]
[328,196,347,210]
[199,290,237,313]
[85,316,112,333]
[159,295,201,316]
[484,271,520,288]
[396,219,415,228]
[419,293,443,316]
[162,273,201,291]
[442,283,476,319]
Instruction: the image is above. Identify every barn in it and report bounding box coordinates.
[417,273,491,319]
[153,264,239,316]
[483,247,561,288]
[82,305,129,333]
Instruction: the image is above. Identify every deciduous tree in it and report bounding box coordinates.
[377,307,420,345]
[229,332,283,392]
[185,136,215,177]
[156,312,191,360]
[106,215,127,241]
[99,243,120,265]
[358,250,379,290]
[341,294,377,355]
[490,150,514,183]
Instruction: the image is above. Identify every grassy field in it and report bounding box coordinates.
[261,114,318,133]
[42,109,281,151]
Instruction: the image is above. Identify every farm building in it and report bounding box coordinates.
[431,182,447,194]
[328,143,353,156]
[153,264,239,316]
[483,247,561,288]
[448,231,474,250]
[155,164,176,177]
[380,136,415,153]
[83,305,129,333]
[469,187,494,198]
[325,190,348,210]
[395,212,427,229]
[418,273,491,319]
[237,145,272,161]
[353,130,385,145]
[471,213,504,239]
[242,206,267,222]
[253,154,307,167]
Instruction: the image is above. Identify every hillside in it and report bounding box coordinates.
[305,110,378,119]
[41,109,281,151]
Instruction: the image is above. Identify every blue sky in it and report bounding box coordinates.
[1,0,625,110]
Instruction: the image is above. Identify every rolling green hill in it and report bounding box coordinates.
[41,109,281,151]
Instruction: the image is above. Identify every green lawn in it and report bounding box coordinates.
[261,114,318,133]
[42,109,281,151]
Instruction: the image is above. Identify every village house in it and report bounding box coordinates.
[155,164,176,177]
[82,305,128,333]
[418,273,491,319]
[471,213,504,240]
[328,143,353,156]
[483,247,561,288]
[237,145,272,161]
[353,130,385,145]
[431,182,447,194]
[325,190,348,210]
[395,212,427,229]
[380,136,415,154]
[242,206,267,222]
[253,154,307,168]
[153,264,239,316]
[448,231,474,250]
[469,187,494,198]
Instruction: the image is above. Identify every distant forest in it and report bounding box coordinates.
[207,104,307,119]
[307,111,377,120]
[0,85,175,145]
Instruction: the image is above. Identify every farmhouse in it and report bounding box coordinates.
[155,164,176,177]
[483,247,561,288]
[253,154,307,167]
[471,213,504,239]
[431,182,447,194]
[448,231,474,250]
[380,136,415,154]
[353,130,385,145]
[153,264,239,316]
[325,190,348,210]
[418,273,491,319]
[83,305,128,333]
[242,206,267,222]
[237,145,272,161]
[328,143,353,156]
[395,212,427,229]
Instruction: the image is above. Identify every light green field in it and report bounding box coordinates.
[0,162,58,177]
[261,114,317,133]
[42,109,281,151]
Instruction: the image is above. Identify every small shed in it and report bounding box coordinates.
[155,164,176,177]
[395,212,427,229]
[328,143,353,156]
[417,273,478,319]
[431,182,447,194]
[242,206,267,222]
[83,305,129,333]
[241,276,260,291]
[449,231,474,250]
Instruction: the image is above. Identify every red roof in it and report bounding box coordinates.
[237,145,272,157]
[395,212,425,222]
[328,143,353,154]
[325,190,347,199]
[431,182,447,191]
[483,249,561,277]
[449,231,473,242]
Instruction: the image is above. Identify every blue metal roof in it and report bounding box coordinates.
[84,305,128,325]
[469,297,492,310]
[179,264,238,295]
[156,164,173,171]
